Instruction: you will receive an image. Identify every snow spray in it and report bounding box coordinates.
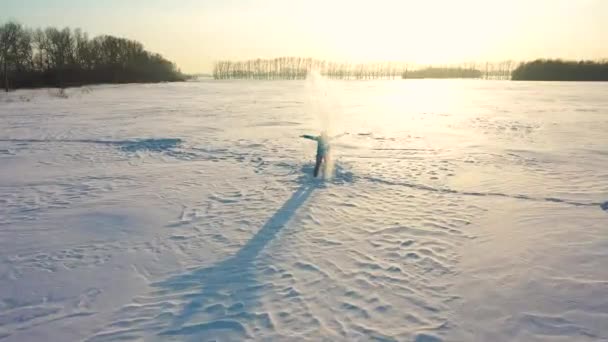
[305,70,342,179]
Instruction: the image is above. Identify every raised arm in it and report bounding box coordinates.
[300,134,318,141]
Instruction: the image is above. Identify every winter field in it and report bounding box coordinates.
[1,78,607,341]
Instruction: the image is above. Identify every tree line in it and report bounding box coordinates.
[403,67,482,79]
[216,58,608,81]
[213,57,517,80]
[0,21,185,91]
[511,59,608,81]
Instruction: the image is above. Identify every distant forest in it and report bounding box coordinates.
[403,67,482,79]
[213,57,514,80]
[0,21,185,91]
[3,19,606,89]
[512,59,608,81]
[214,58,608,81]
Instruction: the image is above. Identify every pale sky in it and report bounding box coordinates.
[2,0,607,73]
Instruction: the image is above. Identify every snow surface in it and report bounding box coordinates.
[0,79,607,341]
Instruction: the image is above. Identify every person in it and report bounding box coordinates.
[301,132,330,178]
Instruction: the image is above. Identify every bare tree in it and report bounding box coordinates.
[0,22,32,92]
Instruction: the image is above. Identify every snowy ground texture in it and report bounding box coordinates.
[1,79,607,342]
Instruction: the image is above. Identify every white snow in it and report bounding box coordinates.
[0,79,607,341]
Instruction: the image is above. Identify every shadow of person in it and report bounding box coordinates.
[149,183,317,339]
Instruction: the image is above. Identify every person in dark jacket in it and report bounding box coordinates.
[301,131,331,177]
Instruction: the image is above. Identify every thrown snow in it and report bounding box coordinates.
[0,79,607,341]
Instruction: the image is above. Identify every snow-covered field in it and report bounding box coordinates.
[1,79,607,342]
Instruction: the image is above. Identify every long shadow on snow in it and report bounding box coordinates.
[152,182,316,338]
